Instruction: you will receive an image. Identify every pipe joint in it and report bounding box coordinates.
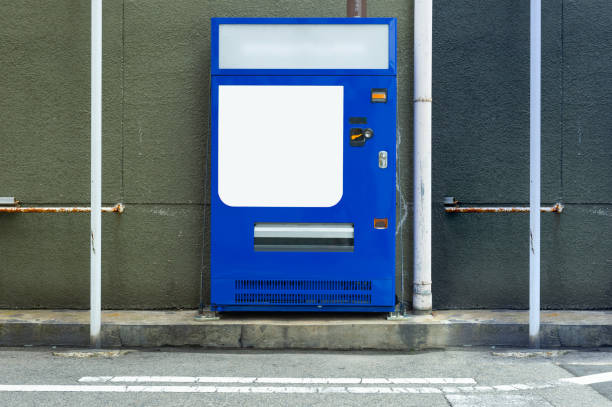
[412,282,432,311]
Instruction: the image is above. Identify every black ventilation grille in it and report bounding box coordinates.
[235,280,372,291]
[235,293,372,305]
[233,280,373,305]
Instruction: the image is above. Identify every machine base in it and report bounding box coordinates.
[211,305,396,313]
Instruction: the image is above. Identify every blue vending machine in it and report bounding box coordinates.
[210,18,397,312]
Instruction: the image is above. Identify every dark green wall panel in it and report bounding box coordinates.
[433,204,612,309]
[433,0,562,205]
[0,0,123,204]
[561,0,612,203]
[432,0,611,309]
[0,205,204,309]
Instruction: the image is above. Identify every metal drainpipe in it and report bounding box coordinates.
[90,0,102,348]
[347,0,366,17]
[413,0,433,313]
[529,0,542,349]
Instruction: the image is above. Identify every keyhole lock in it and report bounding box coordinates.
[378,151,388,169]
[349,128,374,147]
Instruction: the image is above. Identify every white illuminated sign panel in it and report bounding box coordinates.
[218,24,389,70]
[218,85,344,207]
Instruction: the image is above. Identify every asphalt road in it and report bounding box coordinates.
[0,347,611,406]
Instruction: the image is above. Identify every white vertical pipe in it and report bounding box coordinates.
[529,0,541,348]
[413,0,433,313]
[90,0,102,348]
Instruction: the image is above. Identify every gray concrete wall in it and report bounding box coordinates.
[0,0,610,310]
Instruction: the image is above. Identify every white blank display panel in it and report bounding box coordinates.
[218,24,388,70]
[218,85,344,207]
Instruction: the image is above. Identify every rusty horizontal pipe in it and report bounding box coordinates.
[0,203,124,214]
[445,203,563,214]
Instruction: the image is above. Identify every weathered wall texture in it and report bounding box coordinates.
[433,0,612,309]
[0,0,610,309]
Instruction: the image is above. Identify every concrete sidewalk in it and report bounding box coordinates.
[0,310,610,349]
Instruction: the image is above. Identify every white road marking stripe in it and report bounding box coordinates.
[201,377,256,383]
[255,378,326,384]
[318,386,347,393]
[11,371,612,396]
[0,385,129,393]
[111,376,198,383]
[326,378,362,384]
[361,378,389,384]
[388,378,427,384]
[22,373,610,396]
[127,386,215,393]
[0,385,458,394]
[389,387,420,393]
[446,394,554,407]
[494,385,517,391]
[80,376,258,384]
[560,371,612,385]
[212,386,251,393]
[0,381,584,394]
[346,387,386,393]
[444,378,477,384]
[390,378,476,384]
[70,376,608,392]
[249,386,318,393]
[414,387,444,393]
[78,376,475,385]
[78,376,112,383]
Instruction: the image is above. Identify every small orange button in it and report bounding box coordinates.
[371,88,387,103]
[374,218,388,229]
